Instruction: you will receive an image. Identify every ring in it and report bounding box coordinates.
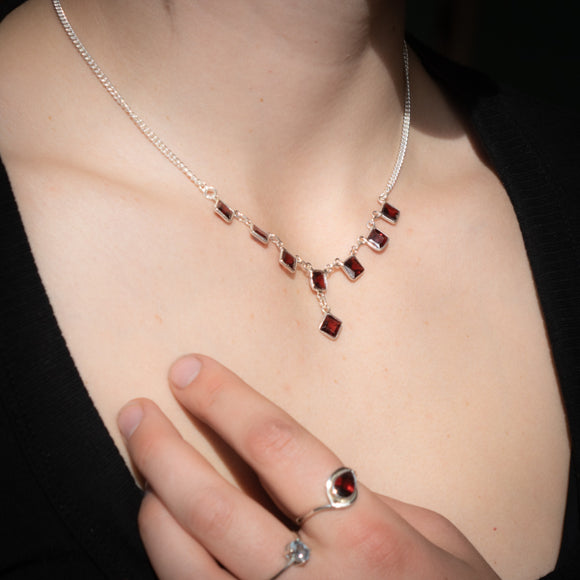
[268,537,310,580]
[296,467,358,525]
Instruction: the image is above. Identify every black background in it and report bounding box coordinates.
[407,0,579,113]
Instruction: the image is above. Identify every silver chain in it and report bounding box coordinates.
[51,0,411,337]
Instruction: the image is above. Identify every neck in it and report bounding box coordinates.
[68,0,408,209]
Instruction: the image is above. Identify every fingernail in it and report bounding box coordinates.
[170,355,202,389]
[118,401,144,439]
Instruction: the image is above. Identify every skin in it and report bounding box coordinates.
[0,0,570,577]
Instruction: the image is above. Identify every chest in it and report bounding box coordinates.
[10,165,570,580]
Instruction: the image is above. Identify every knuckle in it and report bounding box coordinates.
[138,493,165,540]
[417,505,463,541]
[244,417,302,466]
[136,434,168,476]
[192,375,228,419]
[343,517,415,573]
[185,488,235,541]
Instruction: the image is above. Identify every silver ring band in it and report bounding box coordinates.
[296,467,358,526]
[268,538,310,580]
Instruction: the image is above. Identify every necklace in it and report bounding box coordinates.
[51,0,411,340]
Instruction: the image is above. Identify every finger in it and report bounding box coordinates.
[376,494,500,576]
[118,399,297,579]
[169,356,344,515]
[168,356,391,533]
[139,491,233,580]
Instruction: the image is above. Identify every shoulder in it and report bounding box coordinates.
[414,38,580,222]
[0,0,57,157]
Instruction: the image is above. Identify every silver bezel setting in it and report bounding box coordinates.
[319,313,342,340]
[214,200,234,223]
[341,256,365,281]
[279,248,297,273]
[310,270,327,292]
[250,224,269,245]
[379,202,400,225]
[326,467,358,508]
[366,228,389,252]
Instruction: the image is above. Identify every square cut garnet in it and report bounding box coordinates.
[366,228,389,251]
[341,256,364,281]
[380,202,400,224]
[310,270,327,292]
[250,225,269,245]
[214,200,234,223]
[279,249,297,273]
[319,313,342,339]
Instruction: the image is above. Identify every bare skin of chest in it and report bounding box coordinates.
[0,3,570,578]
[4,150,568,580]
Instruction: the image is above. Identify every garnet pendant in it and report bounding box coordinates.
[380,202,400,224]
[326,467,358,507]
[214,200,234,223]
[250,224,269,245]
[366,228,389,251]
[310,270,327,292]
[279,249,297,273]
[319,313,342,339]
[341,256,365,281]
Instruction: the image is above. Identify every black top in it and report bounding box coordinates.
[1,4,579,579]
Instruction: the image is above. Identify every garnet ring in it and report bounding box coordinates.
[268,537,310,580]
[295,467,358,526]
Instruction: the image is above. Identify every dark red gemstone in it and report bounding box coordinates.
[380,202,400,224]
[342,256,364,281]
[280,249,297,272]
[215,200,234,223]
[319,313,342,339]
[367,228,388,251]
[250,225,269,245]
[332,471,356,498]
[310,270,327,291]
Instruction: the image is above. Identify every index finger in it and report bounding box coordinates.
[169,354,355,525]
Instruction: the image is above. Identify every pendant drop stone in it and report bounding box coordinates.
[310,270,327,292]
[279,249,297,273]
[366,228,389,251]
[319,313,342,339]
[215,200,234,223]
[380,202,400,224]
[341,256,365,281]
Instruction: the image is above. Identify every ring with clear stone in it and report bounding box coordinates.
[268,537,311,580]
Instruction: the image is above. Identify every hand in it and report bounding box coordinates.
[117,355,500,579]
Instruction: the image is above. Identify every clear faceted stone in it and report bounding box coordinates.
[287,539,310,565]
